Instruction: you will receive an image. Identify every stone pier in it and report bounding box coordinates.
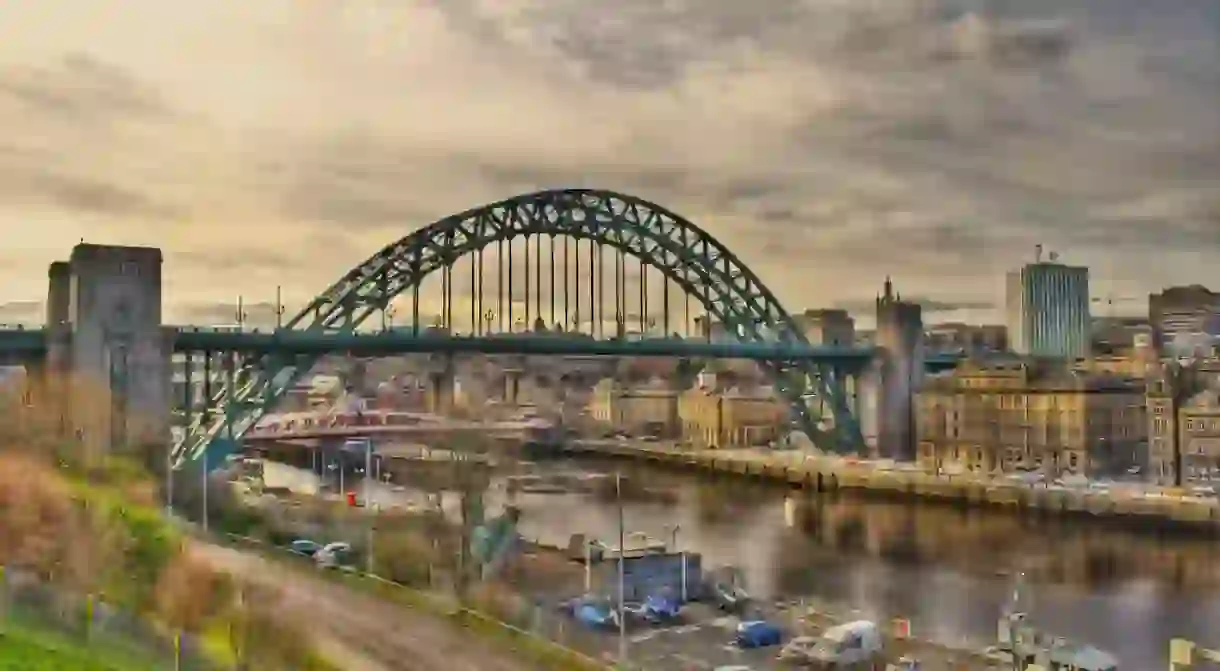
[38,244,171,457]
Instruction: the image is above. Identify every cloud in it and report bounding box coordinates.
[0,0,1217,325]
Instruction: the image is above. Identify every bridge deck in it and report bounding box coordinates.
[0,327,965,369]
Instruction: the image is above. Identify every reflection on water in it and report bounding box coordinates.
[262,456,1218,669]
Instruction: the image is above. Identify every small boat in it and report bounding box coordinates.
[994,573,1119,671]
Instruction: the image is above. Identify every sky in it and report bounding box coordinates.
[0,0,1217,329]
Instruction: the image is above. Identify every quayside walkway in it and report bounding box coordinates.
[561,441,1220,531]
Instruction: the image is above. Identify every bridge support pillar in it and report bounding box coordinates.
[51,245,171,460]
[427,371,454,414]
[503,369,521,405]
[874,277,923,461]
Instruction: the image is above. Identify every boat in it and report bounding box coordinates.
[992,573,1119,671]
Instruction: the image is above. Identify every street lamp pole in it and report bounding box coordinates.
[616,471,627,665]
[365,439,375,574]
[201,451,209,533]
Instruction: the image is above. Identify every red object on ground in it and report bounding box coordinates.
[346,491,357,507]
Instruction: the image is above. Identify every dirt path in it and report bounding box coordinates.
[192,542,535,671]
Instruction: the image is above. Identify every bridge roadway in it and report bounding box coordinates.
[563,440,1220,531]
[0,326,965,370]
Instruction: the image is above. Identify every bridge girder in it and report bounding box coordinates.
[173,189,865,468]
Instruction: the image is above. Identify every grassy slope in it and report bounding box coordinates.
[0,625,162,671]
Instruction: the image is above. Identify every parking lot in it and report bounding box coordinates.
[607,605,791,670]
[565,599,1003,671]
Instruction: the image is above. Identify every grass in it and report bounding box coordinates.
[0,622,163,671]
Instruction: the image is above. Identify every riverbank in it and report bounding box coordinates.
[560,441,1220,533]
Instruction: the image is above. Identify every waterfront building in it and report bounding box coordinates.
[677,376,788,449]
[916,361,1146,477]
[1149,285,1220,351]
[1005,259,1091,359]
[587,377,678,436]
[1179,391,1220,482]
[1146,359,1220,485]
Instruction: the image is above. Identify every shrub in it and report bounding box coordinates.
[155,550,231,633]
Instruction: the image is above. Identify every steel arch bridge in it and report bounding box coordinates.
[172,189,863,468]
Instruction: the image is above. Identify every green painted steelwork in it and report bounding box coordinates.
[0,327,46,355]
[172,189,877,466]
[170,329,878,365]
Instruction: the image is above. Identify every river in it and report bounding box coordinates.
[261,453,1219,670]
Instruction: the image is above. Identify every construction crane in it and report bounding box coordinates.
[1090,294,1141,318]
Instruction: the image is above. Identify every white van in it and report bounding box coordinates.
[805,620,884,668]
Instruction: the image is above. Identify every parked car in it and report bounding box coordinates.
[777,635,821,663]
[565,596,620,629]
[803,620,884,668]
[708,578,751,613]
[314,542,354,569]
[289,539,322,557]
[735,620,783,649]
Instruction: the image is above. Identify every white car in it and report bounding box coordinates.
[314,542,353,569]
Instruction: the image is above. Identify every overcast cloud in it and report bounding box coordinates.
[0,0,1216,326]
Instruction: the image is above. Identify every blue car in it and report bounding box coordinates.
[637,591,683,623]
[561,596,619,629]
[735,620,783,649]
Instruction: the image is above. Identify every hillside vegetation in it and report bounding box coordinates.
[0,381,337,670]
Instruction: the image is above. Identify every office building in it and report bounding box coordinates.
[1149,285,1220,352]
[1006,258,1090,359]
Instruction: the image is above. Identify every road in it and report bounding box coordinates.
[192,542,535,671]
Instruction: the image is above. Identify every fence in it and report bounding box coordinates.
[0,566,216,670]
[213,531,618,670]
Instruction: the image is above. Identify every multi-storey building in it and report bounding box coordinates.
[587,377,678,436]
[1179,391,1220,482]
[797,309,856,346]
[677,376,788,449]
[1149,285,1220,351]
[916,361,1146,477]
[1006,259,1091,359]
[925,322,1008,354]
[1146,360,1220,485]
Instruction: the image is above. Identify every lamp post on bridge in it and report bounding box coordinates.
[234,296,248,332]
[383,305,397,333]
[274,286,285,330]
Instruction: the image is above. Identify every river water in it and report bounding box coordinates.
[262,454,1219,669]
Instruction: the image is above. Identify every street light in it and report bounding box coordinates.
[615,471,627,665]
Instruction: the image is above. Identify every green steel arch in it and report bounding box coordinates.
[173,189,862,467]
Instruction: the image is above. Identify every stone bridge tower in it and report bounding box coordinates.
[874,277,923,461]
[42,244,171,458]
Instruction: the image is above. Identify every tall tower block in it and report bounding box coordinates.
[875,277,923,461]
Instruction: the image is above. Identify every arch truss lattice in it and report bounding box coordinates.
[173,189,864,467]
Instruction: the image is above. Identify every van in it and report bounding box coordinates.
[804,620,884,668]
